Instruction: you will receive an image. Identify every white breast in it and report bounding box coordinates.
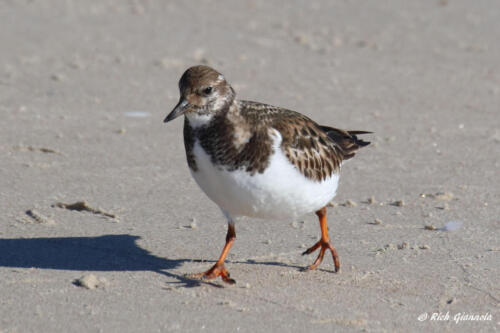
[190,129,339,221]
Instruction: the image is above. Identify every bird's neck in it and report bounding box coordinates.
[184,111,215,129]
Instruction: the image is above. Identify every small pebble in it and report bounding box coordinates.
[397,242,408,250]
[437,203,450,210]
[419,245,430,250]
[25,209,55,225]
[434,192,454,201]
[73,274,107,290]
[367,196,376,204]
[345,200,357,207]
[375,244,394,254]
[392,200,405,207]
[50,73,65,81]
[294,33,310,45]
[68,60,83,69]
[424,225,437,230]
[421,192,454,201]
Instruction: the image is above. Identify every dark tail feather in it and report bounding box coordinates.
[319,126,372,160]
[347,130,372,147]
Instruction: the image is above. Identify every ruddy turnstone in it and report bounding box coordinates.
[164,65,370,284]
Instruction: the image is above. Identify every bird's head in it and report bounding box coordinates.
[164,65,235,125]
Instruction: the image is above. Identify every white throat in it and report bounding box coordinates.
[185,112,214,128]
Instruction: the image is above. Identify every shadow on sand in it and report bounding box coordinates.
[0,234,309,287]
[0,234,210,287]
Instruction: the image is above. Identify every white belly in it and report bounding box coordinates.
[190,131,339,221]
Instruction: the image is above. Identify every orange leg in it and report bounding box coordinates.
[302,206,340,272]
[190,223,236,284]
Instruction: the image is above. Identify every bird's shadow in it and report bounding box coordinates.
[0,234,308,288]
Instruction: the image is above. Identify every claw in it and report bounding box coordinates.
[302,241,321,255]
[186,263,236,284]
[302,239,340,272]
[203,263,236,284]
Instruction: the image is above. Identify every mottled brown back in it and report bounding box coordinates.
[184,99,370,182]
[239,101,370,181]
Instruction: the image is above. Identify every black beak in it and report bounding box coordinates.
[164,99,188,123]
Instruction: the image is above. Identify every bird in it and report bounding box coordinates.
[164,65,370,284]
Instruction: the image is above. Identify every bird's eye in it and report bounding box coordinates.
[202,86,213,95]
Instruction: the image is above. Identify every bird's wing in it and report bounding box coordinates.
[239,100,371,181]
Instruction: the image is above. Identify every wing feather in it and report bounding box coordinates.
[239,101,371,181]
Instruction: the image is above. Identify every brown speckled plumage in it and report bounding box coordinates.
[183,98,370,181]
[167,65,370,182]
[183,103,274,174]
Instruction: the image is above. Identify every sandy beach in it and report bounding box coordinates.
[1,1,499,332]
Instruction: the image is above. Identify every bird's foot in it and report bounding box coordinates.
[302,239,340,272]
[186,262,236,284]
